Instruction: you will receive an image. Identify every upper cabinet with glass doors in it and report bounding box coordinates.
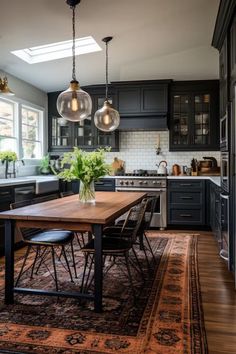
[169,80,219,151]
[48,86,119,153]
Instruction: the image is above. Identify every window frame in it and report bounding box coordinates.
[0,96,45,159]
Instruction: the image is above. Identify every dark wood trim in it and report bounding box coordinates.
[212,0,236,50]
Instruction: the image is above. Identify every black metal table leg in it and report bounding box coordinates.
[5,219,15,304]
[93,224,103,312]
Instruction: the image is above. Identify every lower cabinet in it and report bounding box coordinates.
[59,178,115,194]
[0,187,14,254]
[168,179,205,226]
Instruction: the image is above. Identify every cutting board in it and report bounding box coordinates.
[111,157,125,175]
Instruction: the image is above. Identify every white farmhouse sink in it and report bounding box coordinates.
[23,175,59,194]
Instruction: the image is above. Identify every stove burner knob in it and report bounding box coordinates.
[125,181,129,185]
[130,181,134,185]
[139,181,143,185]
[120,181,124,185]
[143,181,148,185]
[153,181,157,185]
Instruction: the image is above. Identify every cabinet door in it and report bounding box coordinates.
[230,15,236,97]
[170,94,191,147]
[50,116,73,150]
[220,38,228,115]
[170,82,219,151]
[117,88,141,115]
[141,85,168,114]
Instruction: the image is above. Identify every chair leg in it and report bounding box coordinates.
[30,246,40,279]
[35,247,49,274]
[124,252,136,298]
[15,245,32,286]
[131,246,146,281]
[80,254,89,293]
[51,246,59,291]
[70,240,77,278]
[61,245,74,283]
[144,232,156,264]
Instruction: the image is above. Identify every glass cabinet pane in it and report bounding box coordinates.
[172,95,190,145]
[74,119,93,146]
[51,117,71,147]
[193,94,210,145]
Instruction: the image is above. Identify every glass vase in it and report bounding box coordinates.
[79,180,95,203]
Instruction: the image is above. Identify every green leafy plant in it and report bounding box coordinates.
[0,151,18,163]
[39,154,51,174]
[57,147,111,183]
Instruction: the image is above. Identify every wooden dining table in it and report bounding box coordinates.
[0,191,146,312]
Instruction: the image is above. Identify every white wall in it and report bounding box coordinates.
[106,131,220,174]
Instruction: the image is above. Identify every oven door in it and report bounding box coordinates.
[115,187,167,228]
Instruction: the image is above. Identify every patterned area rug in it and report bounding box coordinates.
[0,233,208,354]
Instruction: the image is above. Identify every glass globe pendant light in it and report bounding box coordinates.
[94,37,120,132]
[57,0,92,122]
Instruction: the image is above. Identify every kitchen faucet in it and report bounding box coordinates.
[5,160,25,179]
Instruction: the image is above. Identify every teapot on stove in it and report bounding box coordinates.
[157,160,167,175]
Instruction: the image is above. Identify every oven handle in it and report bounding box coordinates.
[219,249,229,261]
[116,188,165,192]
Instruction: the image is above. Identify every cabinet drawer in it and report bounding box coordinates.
[168,209,204,225]
[0,187,13,203]
[168,180,204,190]
[169,191,202,204]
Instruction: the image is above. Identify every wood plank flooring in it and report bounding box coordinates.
[0,231,235,354]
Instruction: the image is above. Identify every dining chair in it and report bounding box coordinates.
[10,198,75,291]
[59,190,88,245]
[80,202,147,297]
[103,197,158,270]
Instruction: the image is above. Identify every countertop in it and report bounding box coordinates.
[0,174,221,188]
[0,175,58,187]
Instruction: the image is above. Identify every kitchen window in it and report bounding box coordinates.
[0,97,44,159]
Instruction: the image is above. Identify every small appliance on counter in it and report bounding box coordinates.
[172,164,181,176]
[198,156,220,175]
[157,161,167,175]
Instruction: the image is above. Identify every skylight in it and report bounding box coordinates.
[11,36,101,64]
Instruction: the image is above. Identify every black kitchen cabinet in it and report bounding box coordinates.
[169,80,220,151]
[0,187,14,254]
[59,178,115,194]
[230,14,236,97]
[220,38,228,116]
[113,80,171,130]
[48,85,119,153]
[168,179,205,226]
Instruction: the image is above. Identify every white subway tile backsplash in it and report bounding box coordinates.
[106,131,220,174]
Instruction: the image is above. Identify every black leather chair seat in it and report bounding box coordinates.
[81,237,131,254]
[26,230,74,245]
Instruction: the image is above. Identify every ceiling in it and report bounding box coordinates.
[0,0,220,93]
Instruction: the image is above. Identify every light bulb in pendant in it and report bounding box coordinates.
[94,100,120,132]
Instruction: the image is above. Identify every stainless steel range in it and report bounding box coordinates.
[115,172,167,229]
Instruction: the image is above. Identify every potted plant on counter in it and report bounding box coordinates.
[0,151,18,178]
[39,154,51,175]
[57,147,111,203]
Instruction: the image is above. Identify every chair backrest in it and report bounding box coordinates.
[31,193,59,204]
[10,199,32,210]
[142,197,157,230]
[121,202,146,244]
[60,191,74,198]
[10,199,39,241]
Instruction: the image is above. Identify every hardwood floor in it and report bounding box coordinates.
[198,232,236,354]
[0,232,235,354]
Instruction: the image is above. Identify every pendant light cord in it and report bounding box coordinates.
[72,6,76,81]
[105,40,108,100]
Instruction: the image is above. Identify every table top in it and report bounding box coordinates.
[0,192,146,225]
